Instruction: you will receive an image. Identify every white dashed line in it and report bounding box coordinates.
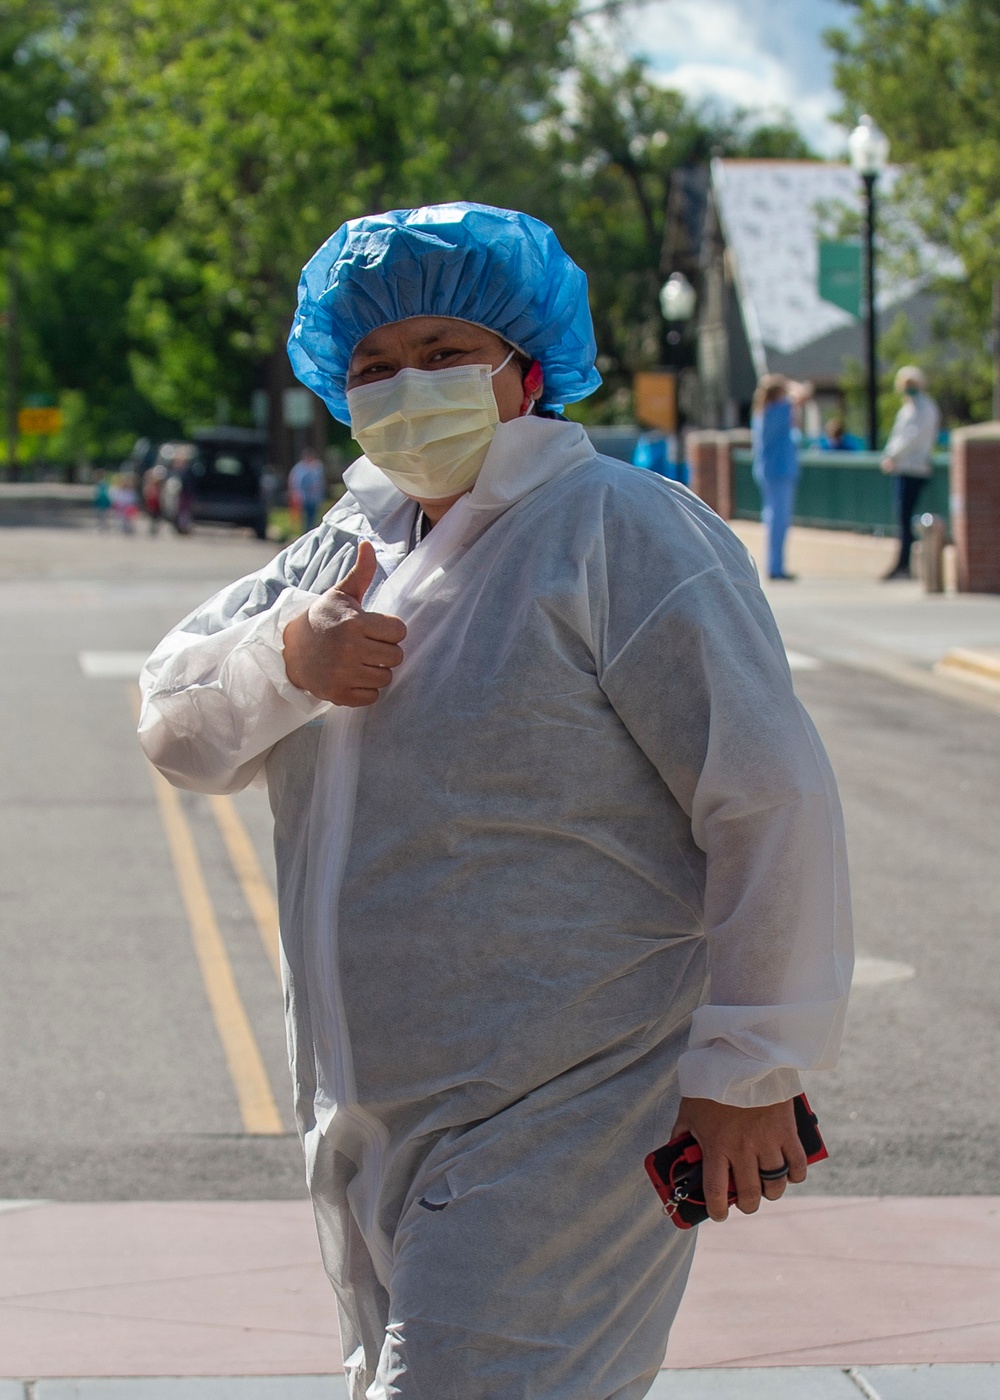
[78,650,149,678]
[786,650,822,671]
[852,955,916,988]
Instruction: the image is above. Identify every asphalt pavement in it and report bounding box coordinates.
[0,523,304,1200]
[790,657,1000,1192]
[734,526,1000,1194]
[3,516,998,1198]
[1,510,999,1394]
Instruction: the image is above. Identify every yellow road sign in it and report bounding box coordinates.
[18,407,63,435]
[633,371,677,432]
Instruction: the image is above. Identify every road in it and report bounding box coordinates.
[794,660,1000,1192]
[0,519,998,1199]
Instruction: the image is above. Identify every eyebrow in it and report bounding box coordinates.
[352,327,484,360]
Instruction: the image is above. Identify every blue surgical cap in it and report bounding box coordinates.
[287,202,602,424]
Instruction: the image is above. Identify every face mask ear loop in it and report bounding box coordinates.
[489,348,516,378]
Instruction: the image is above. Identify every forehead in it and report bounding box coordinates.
[351,316,504,360]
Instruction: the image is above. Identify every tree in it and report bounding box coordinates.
[0,1,175,468]
[827,0,1000,418]
[4,1,821,459]
[0,0,76,468]
[76,0,579,449]
[0,2,76,249]
[538,60,813,417]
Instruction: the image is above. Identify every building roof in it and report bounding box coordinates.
[710,158,935,376]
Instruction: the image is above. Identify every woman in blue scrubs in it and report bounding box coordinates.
[751,374,813,581]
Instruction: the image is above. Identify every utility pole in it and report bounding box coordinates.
[4,248,18,481]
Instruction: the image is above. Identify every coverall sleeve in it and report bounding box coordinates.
[599,557,852,1108]
[138,537,347,794]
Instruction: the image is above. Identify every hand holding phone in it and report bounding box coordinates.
[644,1093,827,1230]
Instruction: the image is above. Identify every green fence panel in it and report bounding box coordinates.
[732,450,950,534]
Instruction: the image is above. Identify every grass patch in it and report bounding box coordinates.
[269,485,347,543]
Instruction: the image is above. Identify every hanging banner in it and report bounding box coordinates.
[818,240,862,319]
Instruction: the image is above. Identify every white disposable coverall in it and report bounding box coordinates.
[139,415,852,1400]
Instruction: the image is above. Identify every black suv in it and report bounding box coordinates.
[158,427,272,540]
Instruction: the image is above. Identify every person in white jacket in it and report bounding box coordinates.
[138,203,853,1400]
[881,365,941,580]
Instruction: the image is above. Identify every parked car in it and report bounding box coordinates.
[158,428,271,539]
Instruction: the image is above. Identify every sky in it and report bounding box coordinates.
[593,0,853,156]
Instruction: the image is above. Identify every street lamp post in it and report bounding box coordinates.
[849,115,890,451]
[659,271,697,360]
[657,271,697,443]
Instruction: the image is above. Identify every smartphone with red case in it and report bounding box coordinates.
[644,1093,828,1230]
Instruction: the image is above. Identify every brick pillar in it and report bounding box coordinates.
[951,425,1000,593]
[688,432,734,518]
[715,436,734,520]
[688,431,721,513]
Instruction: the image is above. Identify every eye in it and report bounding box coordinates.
[352,361,395,381]
[425,344,478,366]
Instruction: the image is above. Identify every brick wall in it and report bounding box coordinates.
[687,432,733,518]
[950,427,1000,594]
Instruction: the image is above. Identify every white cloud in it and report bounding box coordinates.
[580,0,850,156]
[660,59,799,115]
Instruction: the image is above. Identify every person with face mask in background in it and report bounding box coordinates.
[880,366,941,580]
[138,204,852,1400]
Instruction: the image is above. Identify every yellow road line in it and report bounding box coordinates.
[130,686,283,1135]
[935,648,1000,689]
[208,793,282,984]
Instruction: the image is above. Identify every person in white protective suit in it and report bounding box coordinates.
[139,203,853,1400]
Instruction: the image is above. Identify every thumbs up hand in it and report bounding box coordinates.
[282,540,407,706]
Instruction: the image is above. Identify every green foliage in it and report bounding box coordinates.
[3,0,820,455]
[0,0,177,463]
[827,0,1000,409]
[540,60,815,410]
[839,312,921,444]
[21,214,180,449]
[541,64,703,389]
[736,122,814,161]
[0,1,77,243]
[77,0,578,425]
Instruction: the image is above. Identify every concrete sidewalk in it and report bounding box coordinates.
[733,521,1000,708]
[2,1198,999,1394]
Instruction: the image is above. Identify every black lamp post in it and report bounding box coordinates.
[658,271,697,368]
[849,115,890,450]
[658,271,697,446]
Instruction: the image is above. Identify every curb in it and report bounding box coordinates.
[934,646,1000,694]
[3,1368,999,1399]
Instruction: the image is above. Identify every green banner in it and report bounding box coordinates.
[818,240,862,319]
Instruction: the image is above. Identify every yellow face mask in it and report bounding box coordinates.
[346,353,514,501]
